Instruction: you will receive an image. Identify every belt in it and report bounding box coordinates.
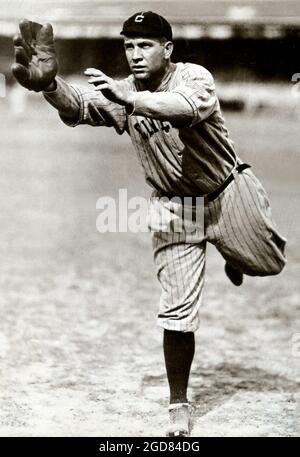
[161,163,251,205]
[205,163,251,202]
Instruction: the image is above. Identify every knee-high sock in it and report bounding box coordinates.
[163,329,195,404]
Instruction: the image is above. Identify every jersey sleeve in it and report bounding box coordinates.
[171,64,218,126]
[60,83,127,135]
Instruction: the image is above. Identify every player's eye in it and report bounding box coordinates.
[140,42,152,49]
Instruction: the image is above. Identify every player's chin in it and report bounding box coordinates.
[132,70,150,79]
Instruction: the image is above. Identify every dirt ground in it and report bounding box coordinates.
[0,94,299,436]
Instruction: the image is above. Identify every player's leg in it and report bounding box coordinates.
[206,167,287,277]
[152,232,206,332]
[163,329,195,404]
[152,231,206,436]
[163,329,195,436]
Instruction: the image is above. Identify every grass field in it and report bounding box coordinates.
[0,93,299,436]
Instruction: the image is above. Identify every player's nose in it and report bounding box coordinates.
[132,46,142,61]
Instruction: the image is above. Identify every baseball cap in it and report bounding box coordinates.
[120,11,173,41]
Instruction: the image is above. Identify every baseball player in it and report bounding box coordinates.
[12,12,287,437]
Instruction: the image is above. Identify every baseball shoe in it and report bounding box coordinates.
[225,262,243,286]
[166,403,191,437]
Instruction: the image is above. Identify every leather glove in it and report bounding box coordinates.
[11,19,58,92]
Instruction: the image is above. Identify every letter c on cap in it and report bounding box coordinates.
[134,13,145,23]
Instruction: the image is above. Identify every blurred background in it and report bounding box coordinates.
[1,0,300,78]
[0,0,299,437]
[1,0,300,115]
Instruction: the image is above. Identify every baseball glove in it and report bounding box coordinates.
[11,19,58,92]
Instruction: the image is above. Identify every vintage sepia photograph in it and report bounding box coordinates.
[0,0,299,438]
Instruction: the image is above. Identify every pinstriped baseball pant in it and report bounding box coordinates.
[150,168,287,332]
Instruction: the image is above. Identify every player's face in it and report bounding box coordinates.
[123,36,173,80]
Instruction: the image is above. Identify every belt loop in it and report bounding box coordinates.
[232,167,238,178]
[232,164,239,180]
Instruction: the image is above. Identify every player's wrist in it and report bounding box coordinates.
[125,93,136,115]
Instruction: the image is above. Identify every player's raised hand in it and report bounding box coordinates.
[84,68,133,106]
[11,19,58,92]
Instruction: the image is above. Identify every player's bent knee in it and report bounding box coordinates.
[268,257,286,276]
[265,246,287,276]
[249,257,286,277]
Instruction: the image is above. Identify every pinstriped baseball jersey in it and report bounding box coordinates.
[59,63,238,196]
[53,66,286,333]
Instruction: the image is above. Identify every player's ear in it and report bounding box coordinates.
[164,41,173,59]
